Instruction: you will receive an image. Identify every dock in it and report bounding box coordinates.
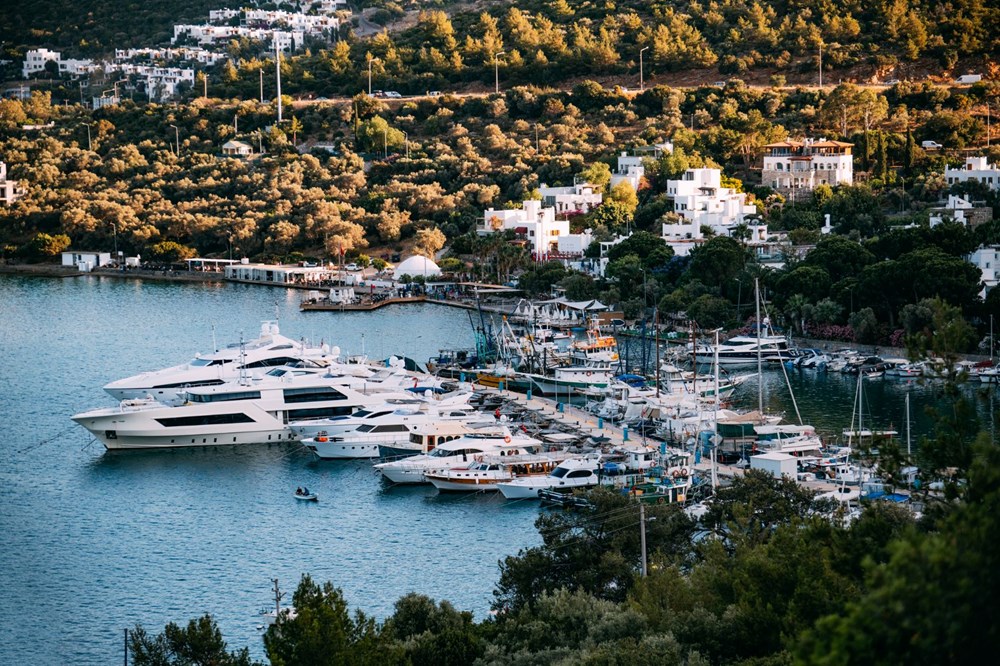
[300,296,428,311]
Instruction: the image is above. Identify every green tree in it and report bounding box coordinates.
[686,236,746,288]
[264,575,386,666]
[129,614,258,666]
[19,233,70,261]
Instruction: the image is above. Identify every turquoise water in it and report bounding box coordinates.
[1,274,994,663]
[0,274,539,664]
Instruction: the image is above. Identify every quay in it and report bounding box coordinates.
[300,295,428,311]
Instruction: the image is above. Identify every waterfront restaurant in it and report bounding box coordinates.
[224,262,337,286]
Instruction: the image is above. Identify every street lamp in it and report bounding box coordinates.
[83,122,92,151]
[169,124,180,156]
[367,54,377,96]
[639,46,649,91]
[494,51,505,95]
[259,68,264,104]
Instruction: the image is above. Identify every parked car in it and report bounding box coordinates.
[427,90,442,97]
[344,263,360,271]
[921,140,943,149]
[384,91,402,98]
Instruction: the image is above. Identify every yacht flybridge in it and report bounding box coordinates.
[103,321,345,402]
[74,368,425,450]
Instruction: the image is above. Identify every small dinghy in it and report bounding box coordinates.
[293,487,318,501]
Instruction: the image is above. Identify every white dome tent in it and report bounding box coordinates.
[393,255,442,281]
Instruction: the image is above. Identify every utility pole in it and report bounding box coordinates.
[84,122,92,151]
[818,43,823,88]
[494,51,505,95]
[639,503,648,577]
[259,68,264,104]
[639,46,649,91]
[534,123,539,152]
[203,73,207,98]
[275,35,283,123]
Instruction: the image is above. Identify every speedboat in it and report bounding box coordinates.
[72,368,427,450]
[374,429,543,484]
[103,321,345,403]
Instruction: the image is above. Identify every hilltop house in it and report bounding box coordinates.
[945,156,1000,190]
[538,181,603,214]
[929,194,993,228]
[479,200,570,259]
[762,139,854,201]
[222,140,254,157]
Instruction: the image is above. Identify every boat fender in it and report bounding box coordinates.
[504,435,511,443]
[317,436,328,442]
[680,467,689,477]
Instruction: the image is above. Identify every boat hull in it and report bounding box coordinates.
[303,438,381,459]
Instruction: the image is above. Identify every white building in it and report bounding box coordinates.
[538,181,602,214]
[762,139,854,201]
[0,162,26,205]
[22,48,96,78]
[172,25,304,52]
[929,195,994,228]
[664,168,757,230]
[945,156,1000,190]
[479,200,570,259]
[222,140,254,157]
[750,451,798,479]
[117,64,196,101]
[609,152,646,191]
[115,47,228,67]
[969,245,1000,296]
[61,251,112,272]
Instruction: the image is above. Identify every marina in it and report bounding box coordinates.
[2,272,997,664]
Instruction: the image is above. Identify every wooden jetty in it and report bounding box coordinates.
[300,296,427,311]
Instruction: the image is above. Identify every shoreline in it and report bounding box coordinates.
[0,263,224,284]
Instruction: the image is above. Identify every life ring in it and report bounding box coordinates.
[680,467,689,477]
[586,371,593,376]
[504,435,511,443]
[316,436,328,442]
[672,470,681,478]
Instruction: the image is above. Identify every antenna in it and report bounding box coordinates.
[211,324,218,353]
[238,332,249,386]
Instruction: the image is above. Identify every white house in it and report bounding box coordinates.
[969,245,1000,297]
[945,156,1000,190]
[609,152,646,191]
[61,251,112,272]
[762,139,854,201]
[664,168,757,230]
[222,140,254,157]
[929,194,993,228]
[479,200,570,259]
[22,48,96,78]
[538,181,602,214]
[0,161,26,205]
[751,451,798,479]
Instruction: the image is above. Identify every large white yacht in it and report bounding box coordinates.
[298,396,495,460]
[73,370,423,450]
[103,321,345,402]
[374,429,543,484]
[288,392,480,440]
[693,331,796,366]
[496,454,603,499]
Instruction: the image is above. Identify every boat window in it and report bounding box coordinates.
[568,470,594,478]
[368,411,394,419]
[357,425,376,433]
[551,467,570,478]
[287,406,353,420]
[410,434,423,444]
[155,413,255,427]
[243,356,301,369]
[152,379,226,389]
[268,344,294,350]
[188,390,261,403]
[284,387,347,403]
[372,424,410,433]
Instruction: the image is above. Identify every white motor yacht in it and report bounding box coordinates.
[425,452,569,492]
[497,454,602,499]
[299,398,494,460]
[103,321,346,402]
[374,429,543,484]
[73,369,425,450]
[288,392,478,440]
[693,332,796,366]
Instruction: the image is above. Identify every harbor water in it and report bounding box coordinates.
[1,273,995,663]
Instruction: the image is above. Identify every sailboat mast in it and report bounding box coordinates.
[905,392,911,456]
[712,329,720,491]
[756,277,763,418]
[655,307,660,399]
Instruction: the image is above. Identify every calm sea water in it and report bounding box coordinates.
[1,274,995,664]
